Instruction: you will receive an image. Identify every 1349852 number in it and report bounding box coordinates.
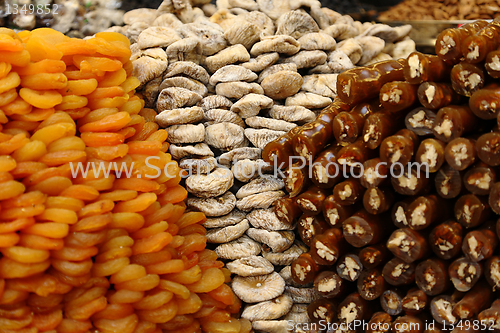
[4,4,59,15]
[441,320,496,331]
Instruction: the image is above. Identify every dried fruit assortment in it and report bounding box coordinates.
[0,28,248,333]
[109,0,417,331]
[262,18,500,331]
[379,0,500,21]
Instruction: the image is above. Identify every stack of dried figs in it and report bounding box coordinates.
[263,18,500,332]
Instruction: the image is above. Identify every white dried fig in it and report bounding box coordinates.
[215,82,264,99]
[137,26,181,49]
[156,87,202,112]
[236,176,284,199]
[180,156,218,174]
[164,61,210,84]
[245,117,297,132]
[250,35,300,57]
[231,94,273,118]
[232,272,286,303]
[226,255,275,277]
[205,44,251,73]
[186,167,234,198]
[298,32,336,51]
[169,143,214,160]
[219,147,262,165]
[282,50,327,69]
[275,10,319,39]
[200,95,233,111]
[206,219,250,243]
[268,105,316,123]
[301,74,338,98]
[236,190,286,211]
[203,209,246,228]
[159,77,208,97]
[204,108,245,127]
[241,52,279,72]
[166,123,205,144]
[209,65,258,86]
[156,106,204,127]
[205,122,246,150]
[214,235,262,259]
[260,70,303,100]
[244,128,286,149]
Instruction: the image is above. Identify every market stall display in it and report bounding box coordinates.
[105,0,417,330]
[0,27,247,333]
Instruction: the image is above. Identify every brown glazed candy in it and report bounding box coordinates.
[291,252,321,285]
[298,213,328,246]
[380,288,405,315]
[432,105,477,142]
[405,107,437,136]
[461,22,500,64]
[449,256,483,292]
[359,243,391,269]
[469,83,500,119]
[444,137,476,171]
[485,49,500,78]
[333,100,380,145]
[382,257,416,286]
[337,60,405,106]
[402,288,429,315]
[363,109,404,149]
[380,129,419,168]
[434,164,463,199]
[333,178,366,206]
[476,131,500,166]
[484,256,500,290]
[463,163,496,196]
[262,126,301,169]
[309,227,343,266]
[452,282,493,320]
[295,186,328,215]
[357,268,387,301]
[435,20,489,64]
[343,209,388,247]
[415,258,451,296]
[429,221,463,260]
[362,186,394,215]
[450,62,485,97]
[367,312,392,333]
[454,194,492,228]
[462,223,498,262]
[407,195,449,231]
[322,194,356,228]
[310,144,343,189]
[273,195,302,226]
[314,270,346,298]
[405,52,451,84]
[379,81,419,113]
[360,158,389,188]
[418,82,461,111]
[415,138,446,173]
[386,228,429,263]
[292,119,331,161]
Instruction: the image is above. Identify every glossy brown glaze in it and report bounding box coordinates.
[429,221,463,260]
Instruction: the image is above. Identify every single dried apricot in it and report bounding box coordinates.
[19,88,62,109]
